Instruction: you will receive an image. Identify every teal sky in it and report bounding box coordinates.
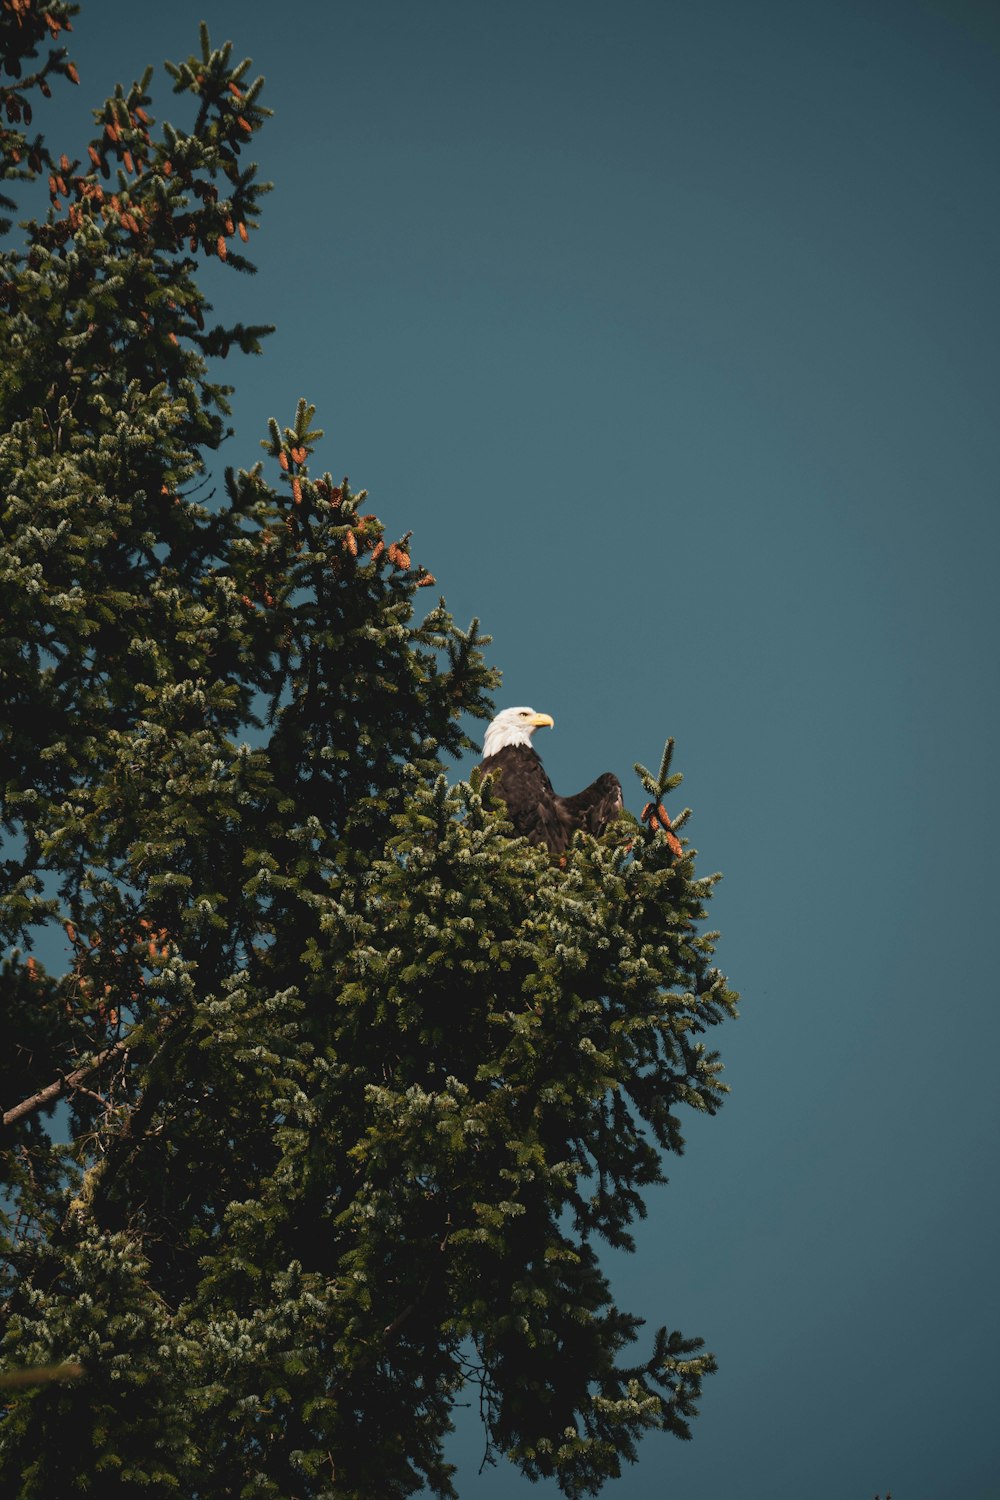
[30,3,1000,1496]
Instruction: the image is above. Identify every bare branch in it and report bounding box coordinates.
[2,1035,131,1131]
[0,1362,84,1389]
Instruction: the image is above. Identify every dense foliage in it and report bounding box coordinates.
[0,6,738,1495]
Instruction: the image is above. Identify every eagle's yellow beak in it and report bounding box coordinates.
[530,713,554,729]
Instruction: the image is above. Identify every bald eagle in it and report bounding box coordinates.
[479,706,623,855]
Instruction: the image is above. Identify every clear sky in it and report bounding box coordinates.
[30,2,1000,1496]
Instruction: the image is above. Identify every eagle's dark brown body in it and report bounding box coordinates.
[480,743,623,855]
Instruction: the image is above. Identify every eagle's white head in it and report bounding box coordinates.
[482,706,555,758]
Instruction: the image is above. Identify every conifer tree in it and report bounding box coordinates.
[0,6,738,1496]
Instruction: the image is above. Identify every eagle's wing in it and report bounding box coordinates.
[557,773,623,838]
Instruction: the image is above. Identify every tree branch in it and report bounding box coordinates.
[0,1362,84,1390]
[2,1035,131,1131]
